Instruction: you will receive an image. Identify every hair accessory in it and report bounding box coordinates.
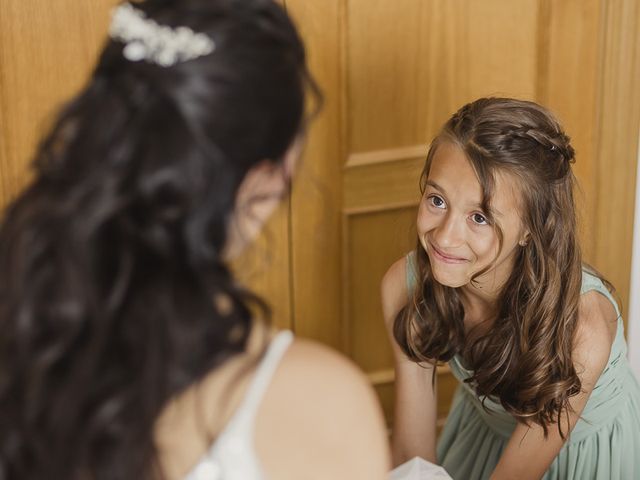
[109,3,215,67]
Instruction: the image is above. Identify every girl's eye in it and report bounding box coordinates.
[429,195,446,209]
[471,213,488,225]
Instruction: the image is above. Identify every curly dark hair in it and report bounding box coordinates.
[0,0,319,478]
[394,97,610,437]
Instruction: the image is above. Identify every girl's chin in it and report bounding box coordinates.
[431,269,469,288]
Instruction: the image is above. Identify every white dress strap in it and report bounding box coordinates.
[184,330,294,480]
[231,329,294,426]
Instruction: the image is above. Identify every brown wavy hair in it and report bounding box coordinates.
[394,97,609,437]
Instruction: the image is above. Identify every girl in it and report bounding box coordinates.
[382,97,640,479]
[0,1,389,479]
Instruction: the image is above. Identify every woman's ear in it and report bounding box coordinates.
[222,160,288,260]
[518,232,530,247]
[282,133,305,179]
[223,135,306,260]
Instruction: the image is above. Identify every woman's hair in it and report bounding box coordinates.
[394,97,607,437]
[0,1,319,478]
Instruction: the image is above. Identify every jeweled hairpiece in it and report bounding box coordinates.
[109,3,215,67]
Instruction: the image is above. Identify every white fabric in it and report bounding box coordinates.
[184,330,294,480]
[389,457,452,480]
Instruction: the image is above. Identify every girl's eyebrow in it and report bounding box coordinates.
[425,180,445,192]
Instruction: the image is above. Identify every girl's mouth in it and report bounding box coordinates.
[430,243,468,264]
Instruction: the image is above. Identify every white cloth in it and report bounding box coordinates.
[184,330,294,480]
[389,457,452,480]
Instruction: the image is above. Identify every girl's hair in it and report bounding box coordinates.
[0,1,319,478]
[394,97,606,437]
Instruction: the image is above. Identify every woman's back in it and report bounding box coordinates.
[155,325,389,480]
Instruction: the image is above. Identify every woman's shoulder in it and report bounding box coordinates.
[255,336,390,479]
[271,336,380,397]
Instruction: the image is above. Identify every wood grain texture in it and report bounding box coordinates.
[344,206,417,370]
[592,0,640,322]
[0,0,117,206]
[284,0,344,347]
[538,0,603,260]
[347,0,538,155]
[343,156,424,212]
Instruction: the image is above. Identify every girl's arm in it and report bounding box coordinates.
[381,257,438,467]
[491,291,617,480]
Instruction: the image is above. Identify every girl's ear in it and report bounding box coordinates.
[518,232,530,247]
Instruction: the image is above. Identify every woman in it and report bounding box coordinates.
[0,1,390,478]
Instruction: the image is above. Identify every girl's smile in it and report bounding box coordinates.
[428,241,469,264]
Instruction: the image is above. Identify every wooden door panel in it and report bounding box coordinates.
[345,206,417,371]
[347,0,539,155]
[284,0,344,347]
[0,0,117,206]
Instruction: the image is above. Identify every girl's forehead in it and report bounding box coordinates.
[428,141,524,216]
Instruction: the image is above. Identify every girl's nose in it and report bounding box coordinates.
[433,213,465,249]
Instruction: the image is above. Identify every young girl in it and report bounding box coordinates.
[0,1,389,479]
[382,97,640,479]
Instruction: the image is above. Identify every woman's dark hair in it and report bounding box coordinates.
[0,0,319,478]
[394,97,611,437]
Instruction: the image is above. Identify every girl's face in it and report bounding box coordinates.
[417,141,528,292]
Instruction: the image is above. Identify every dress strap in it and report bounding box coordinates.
[229,330,294,428]
[581,268,621,318]
[405,250,419,297]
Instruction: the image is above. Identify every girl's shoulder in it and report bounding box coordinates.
[573,268,620,377]
[571,289,618,388]
[381,255,410,328]
[579,267,620,314]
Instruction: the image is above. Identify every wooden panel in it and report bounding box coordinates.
[344,206,417,371]
[344,156,424,212]
[592,0,640,322]
[347,0,539,155]
[284,0,344,347]
[375,381,395,427]
[0,0,117,206]
[537,0,602,260]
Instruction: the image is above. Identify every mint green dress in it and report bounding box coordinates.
[405,252,640,479]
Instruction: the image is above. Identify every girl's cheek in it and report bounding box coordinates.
[416,208,430,231]
[468,233,497,259]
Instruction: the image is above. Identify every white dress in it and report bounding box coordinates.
[184,330,294,480]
